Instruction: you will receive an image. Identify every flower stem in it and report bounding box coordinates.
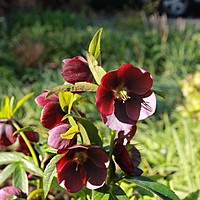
[106,130,116,184]
[12,121,39,167]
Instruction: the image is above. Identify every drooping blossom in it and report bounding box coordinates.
[96,64,156,131]
[15,130,39,155]
[61,56,93,84]
[0,119,17,146]
[0,186,27,200]
[48,123,77,150]
[56,145,109,193]
[113,126,143,176]
[35,91,68,129]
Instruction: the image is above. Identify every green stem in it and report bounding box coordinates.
[106,130,116,184]
[12,121,39,167]
[27,189,43,200]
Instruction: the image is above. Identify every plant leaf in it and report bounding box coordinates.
[60,124,79,139]
[0,152,24,165]
[76,116,102,146]
[183,190,199,200]
[43,154,62,198]
[127,176,180,200]
[13,162,28,194]
[86,52,106,85]
[13,93,34,114]
[0,163,17,185]
[21,159,43,177]
[47,82,98,98]
[59,92,74,113]
[92,184,129,200]
[88,28,103,60]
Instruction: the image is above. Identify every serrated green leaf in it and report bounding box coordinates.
[86,52,106,85]
[0,152,24,165]
[92,184,129,200]
[76,117,102,146]
[88,28,103,60]
[13,93,34,114]
[128,176,180,200]
[43,154,62,198]
[47,82,98,98]
[13,163,28,194]
[21,159,43,177]
[0,163,17,185]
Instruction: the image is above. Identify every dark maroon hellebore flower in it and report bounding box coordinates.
[56,145,109,193]
[113,127,143,176]
[0,186,27,200]
[96,64,156,131]
[35,91,68,129]
[61,56,93,84]
[15,130,39,155]
[0,120,17,146]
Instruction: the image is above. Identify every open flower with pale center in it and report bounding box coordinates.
[96,64,156,131]
[56,145,109,193]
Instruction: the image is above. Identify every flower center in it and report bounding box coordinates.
[115,87,130,103]
[74,151,88,165]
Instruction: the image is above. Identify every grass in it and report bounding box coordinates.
[0,8,200,199]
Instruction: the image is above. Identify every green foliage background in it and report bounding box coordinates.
[0,8,200,199]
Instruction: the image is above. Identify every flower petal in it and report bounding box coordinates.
[35,91,58,107]
[0,123,16,146]
[96,85,115,116]
[48,124,77,150]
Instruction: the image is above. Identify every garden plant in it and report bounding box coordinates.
[0,27,183,200]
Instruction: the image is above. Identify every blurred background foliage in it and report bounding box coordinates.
[0,0,200,199]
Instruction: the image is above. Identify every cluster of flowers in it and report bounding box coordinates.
[35,56,156,192]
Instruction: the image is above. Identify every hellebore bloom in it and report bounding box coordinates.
[113,127,143,176]
[56,145,109,193]
[0,120,17,146]
[61,56,93,84]
[48,123,77,150]
[15,130,39,155]
[96,64,156,131]
[0,186,27,200]
[35,91,68,129]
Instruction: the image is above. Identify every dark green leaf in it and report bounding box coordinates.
[128,176,180,200]
[21,159,43,177]
[0,163,17,185]
[47,82,98,98]
[88,28,103,60]
[13,162,28,194]
[0,152,24,165]
[86,52,106,85]
[43,154,62,198]
[183,190,199,200]
[153,89,166,99]
[92,184,129,200]
[76,116,103,146]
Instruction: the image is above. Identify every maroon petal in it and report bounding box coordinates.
[125,99,141,122]
[96,85,115,116]
[35,91,58,107]
[100,70,119,90]
[87,146,109,168]
[57,160,86,193]
[48,124,77,150]
[0,186,27,200]
[84,159,107,189]
[40,102,66,129]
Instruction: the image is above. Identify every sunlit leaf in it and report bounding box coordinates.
[92,184,129,200]
[21,159,43,177]
[183,190,199,200]
[60,124,79,139]
[13,93,34,114]
[43,155,62,198]
[0,163,17,185]
[13,163,28,194]
[127,176,180,200]
[0,152,24,165]
[59,92,73,113]
[88,28,103,60]
[47,82,98,98]
[86,52,106,85]
[76,116,102,146]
